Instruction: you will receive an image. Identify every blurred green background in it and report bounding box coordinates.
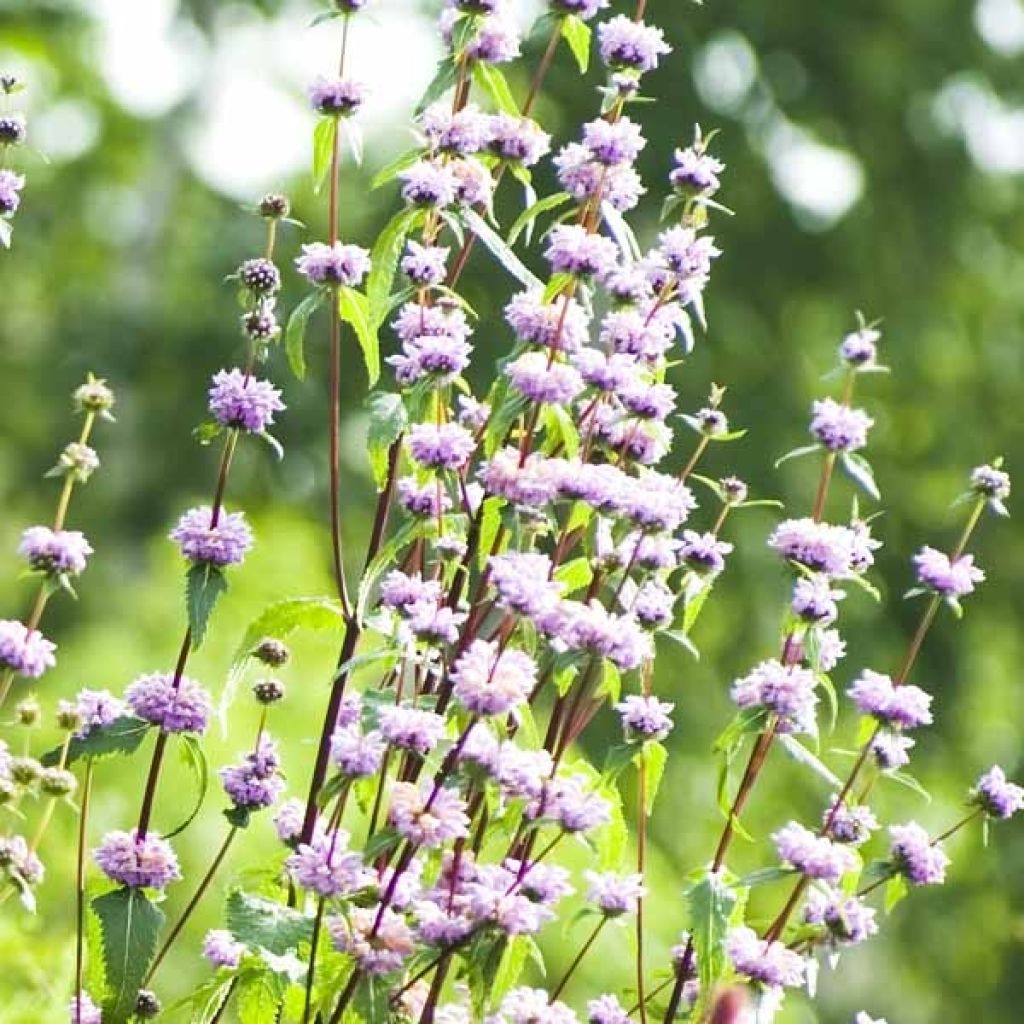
[1,0,1023,1021]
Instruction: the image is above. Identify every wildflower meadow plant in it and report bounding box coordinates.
[1,3,1021,1024]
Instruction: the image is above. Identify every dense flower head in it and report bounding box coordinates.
[970,462,1011,502]
[463,12,521,64]
[330,727,386,778]
[287,829,371,897]
[451,640,537,716]
[847,670,933,729]
[554,142,645,211]
[389,330,473,386]
[545,224,619,278]
[628,578,674,627]
[400,158,458,208]
[273,798,305,845]
[825,795,879,845]
[242,305,279,342]
[489,552,563,618]
[621,472,696,533]
[380,570,443,612]
[70,689,126,739]
[585,870,646,916]
[582,116,646,166]
[488,113,550,165]
[18,526,92,577]
[203,929,245,970]
[170,506,252,567]
[506,351,584,405]
[408,422,475,471]
[773,821,859,884]
[0,168,25,216]
[73,375,116,415]
[328,905,415,975]
[403,602,466,646]
[810,398,873,452]
[0,834,44,887]
[56,442,100,482]
[550,0,608,19]
[388,781,470,847]
[237,257,280,294]
[912,546,984,599]
[125,673,211,734]
[401,240,449,286]
[68,992,102,1024]
[679,530,732,576]
[94,829,181,890]
[0,113,26,145]
[505,289,591,352]
[616,694,674,741]
[529,772,611,833]
[791,575,842,624]
[671,142,725,196]
[727,925,805,989]
[804,888,878,945]
[598,16,671,73]
[378,705,447,754]
[658,226,720,289]
[420,103,491,155]
[308,75,367,116]
[449,157,493,206]
[839,325,881,366]
[0,619,56,679]
[481,448,561,507]
[972,765,1024,820]
[398,477,450,519]
[220,735,283,810]
[587,994,630,1024]
[487,987,577,1024]
[889,822,949,885]
[208,369,284,434]
[872,731,914,771]
[544,600,653,671]
[295,240,371,287]
[769,517,879,578]
[599,308,674,363]
[731,659,818,734]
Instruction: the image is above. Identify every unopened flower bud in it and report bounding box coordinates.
[253,678,285,704]
[73,375,116,416]
[242,307,279,341]
[135,990,161,1018]
[0,114,27,146]
[40,767,77,797]
[0,778,16,805]
[11,757,41,786]
[238,258,281,295]
[15,697,40,726]
[695,407,728,436]
[258,192,290,219]
[56,700,83,732]
[52,442,100,482]
[255,638,290,666]
[720,476,748,505]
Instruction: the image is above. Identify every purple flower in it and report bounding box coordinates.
[550,0,608,20]
[420,103,492,155]
[544,600,652,671]
[839,326,881,366]
[388,781,470,847]
[328,905,415,975]
[489,989,577,1024]
[599,308,673,362]
[379,570,443,611]
[773,821,859,884]
[587,994,630,1024]
[464,15,521,64]
[450,157,493,206]
[529,773,611,833]
[487,113,550,165]
[219,735,283,811]
[889,822,949,885]
[308,75,367,116]
[731,660,818,735]
[169,506,252,567]
[506,352,584,405]
[791,576,842,624]
[295,241,371,288]
[622,472,695,533]
[388,332,473,385]
[208,369,285,434]
[489,553,562,618]
[619,381,677,421]
[554,143,645,211]
[400,159,458,208]
[0,619,56,679]
[125,672,211,734]
[94,829,181,890]
[628,579,674,628]
[287,829,371,897]
[0,114,26,145]
[451,640,537,716]
[585,869,646,916]
[401,240,449,286]
[18,526,92,577]
[615,694,674,741]
[545,224,619,278]
[237,258,280,295]
[970,462,1011,502]
[726,925,805,989]
[658,226,720,286]
[393,301,472,344]
[769,517,879,579]
[480,449,561,507]
[825,795,878,845]
[398,477,451,519]
[847,670,932,729]
[679,530,732,576]
[972,765,1024,820]
[0,834,44,887]
[273,798,305,844]
[582,116,646,166]
[408,422,476,471]
[872,731,914,771]
[504,290,591,352]
[330,727,386,778]
[804,887,877,945]
[0,169,25,216]
[68,992,102,1024]
[810,398,873,452]
[912,546,984,599]
[378,705,446,755]
[671,143,725,196]
[72,689,128,739]
[203,929,245,970]
[598,16,671,73]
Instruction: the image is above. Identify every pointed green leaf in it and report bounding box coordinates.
[226,891,313,955]
[365,391,407,491]
[338,285,379,385]
[186,562,228,650]
[285,290,324,380]
[560,14,592,73]
[366,206,423,327]
[41,716,151,768]
[461,208,543,290]
[640,740,667,816]
[472,62,519,115]
[508,190,572,246]
[687,870,738,995]
[312,116,337,194]
[371,147,423,190]
[164,735,209,839]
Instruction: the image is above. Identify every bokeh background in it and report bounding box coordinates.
[1,0,1023,1021]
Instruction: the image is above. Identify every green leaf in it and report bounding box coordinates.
[0,218,12,249]
[356,517,424,624]
[472,62,519,115]
[777,733,841,787]
[193,419,225,446]
[774,443,822,469]
[542,400,580,457]
[312,116,337,194]
[712,707,767,755]
[640,740,667,816]
[366,206,423,327]
[737,866,799,888]
[560,14,592,73]
[41,715,150,768]
[285,290,324,380]
[93,886,165,1023]
[682,581,714,635]
[598,660,621,703]
[461,208,543,290]
[554,556,592,595]
[371,147,423,190]
[477,496,507,570]
[226,891,313,955]
[492,935,537,1005]
[338,286,379,385]
[236,965,287,1024]
[415,57,458,115]
[884,873,909,914]
[186,562,228,650]
[164,735,209,840]
[365,391,407,491]
[842,452,881,500]
[508,191,572,247]
[687,870,738,996]
[542,272,576,304]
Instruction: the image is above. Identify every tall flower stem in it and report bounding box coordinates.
[73,760,94,1021]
